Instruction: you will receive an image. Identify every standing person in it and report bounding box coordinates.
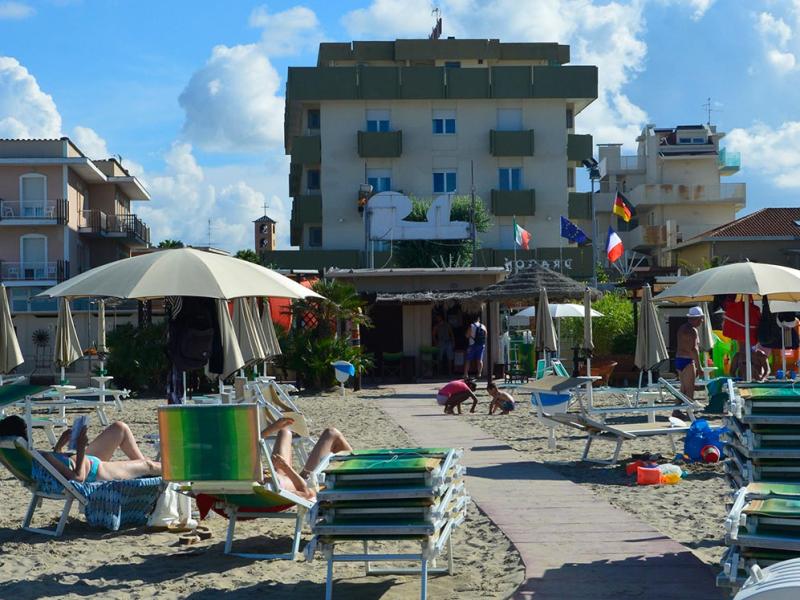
[463,315,487,379]
[432,313,455,375]
[435,378,479,414]
[675,306,704,401]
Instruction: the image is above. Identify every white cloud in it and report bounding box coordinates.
[249,5,323,56]
[178,43,285,152]
[343,0,648,148]
[768,48,796,72]
[757,12,792,47]
[659,0,715,21]
[0,56,61,138]
[754,11,797,73]
[71,125,110,158]
[726,121,800,188]
[0,1,33,20]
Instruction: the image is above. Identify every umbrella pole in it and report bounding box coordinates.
[60,366,65,385]
[745,295,752,382]
[182,371,187,402]
[557,319,561,358]
[782,332,787,374]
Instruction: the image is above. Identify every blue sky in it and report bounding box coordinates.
[0,0,795,251]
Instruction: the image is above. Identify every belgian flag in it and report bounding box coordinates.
[612,191,636,223]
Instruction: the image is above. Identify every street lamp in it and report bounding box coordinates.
[582,158,601,289]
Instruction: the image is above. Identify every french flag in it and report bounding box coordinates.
[606,226,624,263]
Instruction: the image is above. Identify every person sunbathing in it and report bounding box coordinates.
[0,415,161,483]
[486,382,515,415]
[261,417,352,502]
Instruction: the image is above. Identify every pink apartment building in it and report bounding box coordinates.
[0,137,149,379]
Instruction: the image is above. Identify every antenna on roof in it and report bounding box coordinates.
[115,154,123,164]
[429,7,442,40]
[702,97,722,126]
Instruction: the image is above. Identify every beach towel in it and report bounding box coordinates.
[32,462,163,530]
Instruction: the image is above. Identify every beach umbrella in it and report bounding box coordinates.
[698,302,715,353]
[583,288,594,354]
[232,297,265,368]
[255,298,282,376]
[39,248,322,301]
[207,300,245,380]
[0,284,23,382]
[655,262,800,380]
[535,288,558,358]
[634,284,669,382]
[96,299,108,375]
[54,298,82,384]
[513,304,604,319]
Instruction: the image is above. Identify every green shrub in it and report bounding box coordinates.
[106,322,169,395]
[561,292,634,356]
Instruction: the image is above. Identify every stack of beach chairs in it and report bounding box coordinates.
[307,447,469,600]
[718,380,800,594]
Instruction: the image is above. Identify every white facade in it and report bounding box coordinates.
[596,124,746,265]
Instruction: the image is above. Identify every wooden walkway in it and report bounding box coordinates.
[378,384,723,599]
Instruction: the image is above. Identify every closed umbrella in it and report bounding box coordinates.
[634,284,669,384]
[655,262,800,381]
[0,284,23,382]
[207,300,244,381]
[535,288,558,360]
[54,298,82,384]
[583,288,594,354]
[40,248,322,301]
[232,297,265,368]
[96,299,108,375]
[258,299,282,377]
[698,302,715,353]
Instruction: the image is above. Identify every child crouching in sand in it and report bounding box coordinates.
[436,378,479,414]
[487,382,515,415]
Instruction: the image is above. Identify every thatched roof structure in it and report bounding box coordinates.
[470,264,597,304]
[374,264,595,306]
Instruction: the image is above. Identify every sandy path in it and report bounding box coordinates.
[0,389,523,599]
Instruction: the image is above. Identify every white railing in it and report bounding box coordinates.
[0,199,67,222]
[1,261,58,281]
[630,182,745,205]
[619,155,644,170]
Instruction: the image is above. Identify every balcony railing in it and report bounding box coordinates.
[0,199,68,224]
[80,210,150,245]
[718,148,741,175]
[627,182,745,206]
[0,260,69,282]
[619,155,644,171]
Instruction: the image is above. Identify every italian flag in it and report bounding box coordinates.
[606,226,624,263]
[513,217,532,250]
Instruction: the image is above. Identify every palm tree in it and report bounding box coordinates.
[291,280,371,339]
[157,239,184,249]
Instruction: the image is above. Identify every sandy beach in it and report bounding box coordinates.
[0,390,524,599]
[463,388,729,567]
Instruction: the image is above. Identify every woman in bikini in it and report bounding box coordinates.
[0,415,161,483]
[260,417,352,501]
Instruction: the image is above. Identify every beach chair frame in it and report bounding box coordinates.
[158,403,322,560]
[0,436,88,536]
[247,380,315,466]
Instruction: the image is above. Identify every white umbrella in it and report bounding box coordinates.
[634,284,668,382]
[514,304,604,319]
[232,298,265,368]
[207,300,245,381]
[655,262,800,380]
[54,298,82,384]
[535,288,558,358]
[698,302,715,353]
[583,288,594,354]
[96,299,107,375]
[39,248,322,301]
[0,284,23,381]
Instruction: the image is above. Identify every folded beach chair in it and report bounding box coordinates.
[158,403,317,559]
[308,448,468,600]
[726,482,800,552]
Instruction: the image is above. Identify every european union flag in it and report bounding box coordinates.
[560,216,590,246]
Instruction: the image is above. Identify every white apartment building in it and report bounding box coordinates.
[267,38,599,278]
[596,124,746,265]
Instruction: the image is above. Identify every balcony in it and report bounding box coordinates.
[628,183,745,208]
[80,210,150,246]
[567,134,593,163]
[289,195,323,246]
[618,155,645,171]
[489,130,535,156]
[1,260,69,282]
[357,130,403,158]
[290,134,321,164]
[0,199,68,224]
[490,189,535,216]
[718,148,741,176]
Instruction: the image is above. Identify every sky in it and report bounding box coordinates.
[0,0,796,252]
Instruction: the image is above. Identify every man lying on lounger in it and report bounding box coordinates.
[435,378,479,414]
[0,415,161,482]
[261,417,352,502]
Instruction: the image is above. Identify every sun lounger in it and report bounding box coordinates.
[308,448,468,600]
[247,380,316,465]
[158,403,318,560]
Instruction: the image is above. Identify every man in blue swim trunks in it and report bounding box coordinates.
[676,306,704,402]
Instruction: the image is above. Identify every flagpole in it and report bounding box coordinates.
[559,236,563,274]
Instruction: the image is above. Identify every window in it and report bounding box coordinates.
[566,108,574,129]
[307,109,320,130]
[497,108,522,131]
[20,234,47,279]
[444,61,461,68]
[567,167,575,188]
[308,226,322,247]
[366,109,390,132]
[432,109,456,135]
[433,170,457,194]
[367,168,392,193]
[678,135,707,144]
[20,173,46,216]
[307,169,321,192]
[498,168,522,191]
